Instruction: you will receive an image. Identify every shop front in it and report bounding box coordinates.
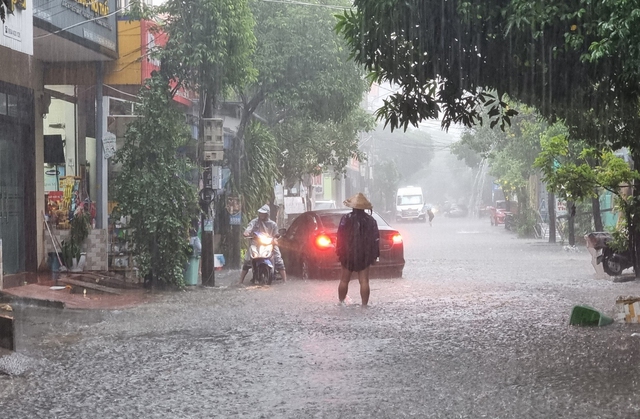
[30,0,117,275]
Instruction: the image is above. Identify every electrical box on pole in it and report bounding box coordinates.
[201,118,225,162]
[202,118,224,144]
[203,164,222,191]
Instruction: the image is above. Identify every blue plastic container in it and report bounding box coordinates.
[48,252,60,272]
[184,256,200,286]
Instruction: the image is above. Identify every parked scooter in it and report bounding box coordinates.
[248,231,276,285]
[592,232,634,276]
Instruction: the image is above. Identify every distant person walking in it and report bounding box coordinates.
[424,204,435,226]
[336,193,380,307]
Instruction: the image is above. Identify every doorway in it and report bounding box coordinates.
[0,122,26,274]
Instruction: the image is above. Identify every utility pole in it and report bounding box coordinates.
[199,95,224,286]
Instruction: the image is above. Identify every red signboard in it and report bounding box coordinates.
[48,191,64,201]
[140,20,196,107]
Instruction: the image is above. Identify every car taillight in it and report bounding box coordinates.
[315,234,333,249]
[392,233,403,244]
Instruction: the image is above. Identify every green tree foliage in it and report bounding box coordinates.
[271,107,373,185]
[336,0,640,148]
[112,75,199,287]
[248,0,365,122]
[452,104,551,236]
[454,105,547,202]
[240,122,280,225]
[535,135,640,222]
[234,0,372,188]
[535,133,640,248]
[155,0,256,100]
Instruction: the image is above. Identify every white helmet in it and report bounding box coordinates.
[258,205,270,214]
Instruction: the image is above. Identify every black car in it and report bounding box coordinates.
[278,209,405,279]
[444,203,468,218]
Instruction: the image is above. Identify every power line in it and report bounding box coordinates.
[260,0,349,10]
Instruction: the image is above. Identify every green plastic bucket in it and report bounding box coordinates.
[569,305,614,326]
[184,256,200,286]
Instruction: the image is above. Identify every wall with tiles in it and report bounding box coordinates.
[44,228,108,271]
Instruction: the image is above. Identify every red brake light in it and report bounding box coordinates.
[315,234,333,249]
[392,233,403,244]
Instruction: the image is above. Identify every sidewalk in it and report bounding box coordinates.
[1,280,152,310]
[0,269,240,310]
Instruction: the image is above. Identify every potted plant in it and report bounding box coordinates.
[60,207,91,271]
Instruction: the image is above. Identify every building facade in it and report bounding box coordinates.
[1,0,118,280]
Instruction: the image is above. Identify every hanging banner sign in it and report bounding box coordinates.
[103,132,116,159]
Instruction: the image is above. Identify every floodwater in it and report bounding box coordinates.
[2,216,640,418]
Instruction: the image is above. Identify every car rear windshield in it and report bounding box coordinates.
[319,212,389,231]
[314,202,335,210]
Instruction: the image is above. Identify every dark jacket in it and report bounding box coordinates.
[336,209,380,272]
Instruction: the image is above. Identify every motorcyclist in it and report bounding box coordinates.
[238,204,287,284]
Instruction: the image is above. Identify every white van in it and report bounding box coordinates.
[396,186,426,222]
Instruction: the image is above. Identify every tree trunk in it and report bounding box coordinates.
[548,191,556,243]
[632,149,640,278]
[567,201,575,246]
[591,195,603,232]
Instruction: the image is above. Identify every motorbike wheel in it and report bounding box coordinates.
[255,265,270,285]
[603,257,623,276]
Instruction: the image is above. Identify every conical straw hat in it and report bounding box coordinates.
[343,193,372,210]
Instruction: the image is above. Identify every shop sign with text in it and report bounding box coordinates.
[0,0,33,55]
[33,0,117,56]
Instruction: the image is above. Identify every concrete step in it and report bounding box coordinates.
[64,272,141,290]
[57,276,124,295]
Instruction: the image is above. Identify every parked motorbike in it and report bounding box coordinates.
[592,232,634,276]
[248,231,276,285]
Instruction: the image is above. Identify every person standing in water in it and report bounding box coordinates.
[335,193,380,307]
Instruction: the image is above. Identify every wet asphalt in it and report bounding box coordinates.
[2,215,640,418]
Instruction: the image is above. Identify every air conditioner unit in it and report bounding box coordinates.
[202,118,224,145]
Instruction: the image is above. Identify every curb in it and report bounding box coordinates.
[0,292,65,310]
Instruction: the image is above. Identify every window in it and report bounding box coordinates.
[397,195,423,205]
[7,94,17,117]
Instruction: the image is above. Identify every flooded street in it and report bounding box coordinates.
[3,216,640,418]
